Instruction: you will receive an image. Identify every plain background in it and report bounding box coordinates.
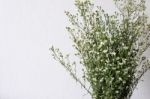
[0,0,150,99]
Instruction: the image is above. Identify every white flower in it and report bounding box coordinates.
[100,42,105,45]
[111,52,116,56]
[115,90,119,94]
[123,46,128,50]
[119,77,122,81]
[100,78,104,82]
[98,42,104,49]
[103,50,107,53]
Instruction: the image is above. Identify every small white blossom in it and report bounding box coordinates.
[111,52,116,56]
[103,50,108,53]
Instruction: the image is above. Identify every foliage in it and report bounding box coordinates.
[50,0,150,99]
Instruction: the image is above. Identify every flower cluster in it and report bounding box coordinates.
[50,0,150,99]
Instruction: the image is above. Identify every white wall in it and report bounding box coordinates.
[0,0,149,99]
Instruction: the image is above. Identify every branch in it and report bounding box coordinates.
[132,59,150,93]
[50,47,92,95]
